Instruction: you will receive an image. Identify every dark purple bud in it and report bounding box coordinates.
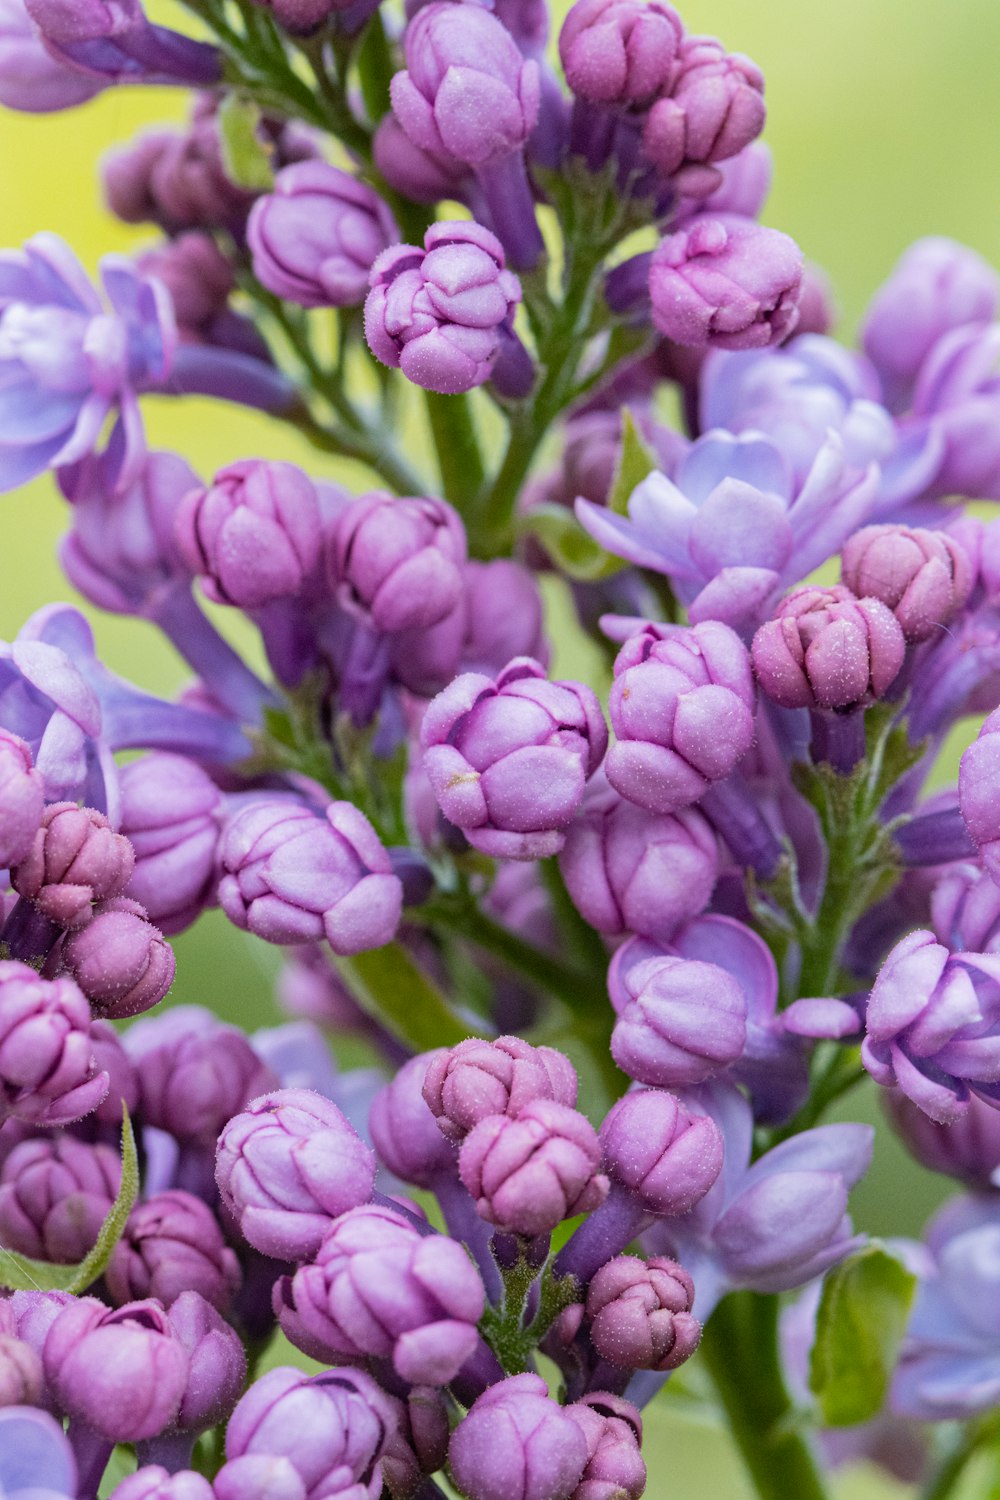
[136,232,234,337]
[61,897,175,1020]
[421,656,608,859]
[841,524,974,643]
[248,162,398,309]
[368,1051,460,1187]
[166,1290,247,1434]
[565,1393,647,1500]
[44,1296,190,1442]
[0,1133,120,1261]
[422,1035,578,1143]
[559,773,718,941]
[606,621,755,816]
[459,1098,608,1236]
[119,754,222,935]
[642,36,766,195]
[0,731,43,868]
[558,0,682,107]
[406,1384,450,1474]
[108,1467,215,1500]
[0,1334,43,1408]
[331,492,467,633]
[219,799,403,955]
[0,963,109,1127]
[450,1372,589,1500]
[12,802,135,930]
[373,114,468,205]
[176,460,321,610]
[127,1004,276,1147]
[366,221,523,395]
[391,2,539,166]
[10,1289,74,1411]
[276,1202,485,1384]
[959,708,1000,884]
[585,1254,700,1370]
[609,951,748,1087]
[599,1088,723,1215]
[648,215,802,349]
[462,559,548,676]
[751,584,905,711]
[216,1087,377,1260]
[106,1190,241,1312]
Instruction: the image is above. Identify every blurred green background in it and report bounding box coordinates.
[3,0,1000,1492]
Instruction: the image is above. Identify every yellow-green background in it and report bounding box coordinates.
[2,0,1000,1492]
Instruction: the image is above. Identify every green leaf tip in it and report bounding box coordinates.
[808,1242,917,1427]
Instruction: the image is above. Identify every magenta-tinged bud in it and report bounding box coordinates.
[462,559,548,675]
[61,897,175,1020]
[422,1035,578,1143]
[610,952,747,1087]
[841,524,974,643]
[0,1335,43,1408]
[0,731,43,869]
[459,1098,608,1236]
[176,460,321,610]
[366,221,523,395]
[248,162,398,309]
[558,0,682,107]
[372,114,467,205]
[559,775,718,941]
[44,1296,190,1442]
[219,799,402,955]
[648,215,802,350]
[213,1456,306,1500]
[119,754,222,935]
[109,1467,215,1500]
[331,492,467,633]
[606,621,755,816]
[368,1052,459,1187]
[276,1203,485,1384]
[216,1088,377,1261]
[12,803,135,930]
[566,1394,647,1500]
[106,1191,241,1312]
[0,963,109,1127]
[642,36,766,195]
[166,1291,247,1434]
[126,1005,275,1147]
[136,232,234,338]
[751,584,906,712]
[450,1372,589,1500]
[421,656,608,860]
[0,1134,120,1261]
[585,1255,700,1370]
[599,1088,723,1215]
[959,709,1000,885]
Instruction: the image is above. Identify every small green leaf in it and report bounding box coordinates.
[608,408,658,516]
[218,94,275,193]
[334,943,484,1053]
[518,503,626,582]
[0,1107,138,1294]
[809,1243,916,1426]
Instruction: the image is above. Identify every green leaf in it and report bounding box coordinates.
[218,94,275,193]
[0,1106,138,1294]
[334,944,484,1053]
[608,408,658,516]
[517,503,626,581]
[809,1243,917,1426]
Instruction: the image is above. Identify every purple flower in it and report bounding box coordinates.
[599,1087,724,1216]
[421,656,607,859]
[905,322,1000,503]
[609,948,747,1087]
[212,1456,307,1500]
[0,1338,43,1409]
[372,112,468,204]
[118,753,222,934]
[449,1372,589,1500]
[248,162,398,309]
[0,730,43,868]
[461,559,548,676]
[109,1467,215,1500]
[368,1051,460,1188]
[558,0,682,107]
[0,0,103,112]
[166,1290,247,1435]
[106,1190,241,1311]
[0,232,174,493]
[751,584,905,712]
[0,1133,119,1261]
[219,799,403,955]
[0,1407,77,1500]
[959,707,1000,883]
[12,800,134,929]
[886,1088,1000,1189]
[578,429,878,631]
[215,1087,377,1261]
[863,929,1000,1123]
[585,1254,700,1370]
[604,620,754,814]
[648,215,802,350]
[458,1097,608,1236]
[61,896,175,1018]
[330,491,467,633]
[565,1394,647,1500]
[0,962,109,1126]
[641,35,765,196]
[276,1202,485,1384]
[841,523,975,642]
[422,1035,578,1143]
[22,0,220,86]
[366,221,523,395]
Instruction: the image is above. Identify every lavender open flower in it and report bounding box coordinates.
[422,1034,578,1142]
[604,620,754,814]
[365,221,522,395]
[216,1087,377,1261]
[841,523,974,642]
[0,730,43,868]
[219,798,402,955]
[330,491,467,633]
[118,753,222,934]
[585,1254,700,1370]
[0,1133,120,1261]
[0,1407,77,1500]
[106,1190,241,1311]
[0,962,108,1126]
[276,1202,485,1384]
[0,232,174,493]
[451,1373,590,1500]
[459,1097,608,1236]
[642,36,766,196]
[862,929,1000,1123]
[558,0,683,107]
[421,656,607,859]
[751,584,905,712]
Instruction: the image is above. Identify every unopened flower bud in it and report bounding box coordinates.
[0,731,43,869]
[459,1098,608,1236]
[751,584,905,711]
[106,1191,241,1312]
[331,491,467,633]
[0,1133,120,1261]
[450,1372,589,1500]
[0,963,109,1127]
[61,897,175,1019]
[12,803,134,929]
[841,524,974,643]
[423,1035,578,1142]
[585,1254,700,1370]
[558,0,683,107]
[610,951,748,1087]
[642,36,766,195]
[599,1088,723,1215]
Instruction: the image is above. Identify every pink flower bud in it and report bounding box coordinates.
[423,1035,578,1142]
[459,1098,609,1236]
[585,1254,700,1370]
[751,584,906,711]
[841,524,974,643]
[12,802,134,929]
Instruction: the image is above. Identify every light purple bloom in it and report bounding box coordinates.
[23,0,220,86]
[0,0,103,111]
[0,1407,77,1500]
[558,0,682,107]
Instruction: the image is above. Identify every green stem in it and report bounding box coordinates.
[433,902,591,1013]
[920,1417,1000,1500]
[700,1293,831,1500]
[423,391,487,508]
